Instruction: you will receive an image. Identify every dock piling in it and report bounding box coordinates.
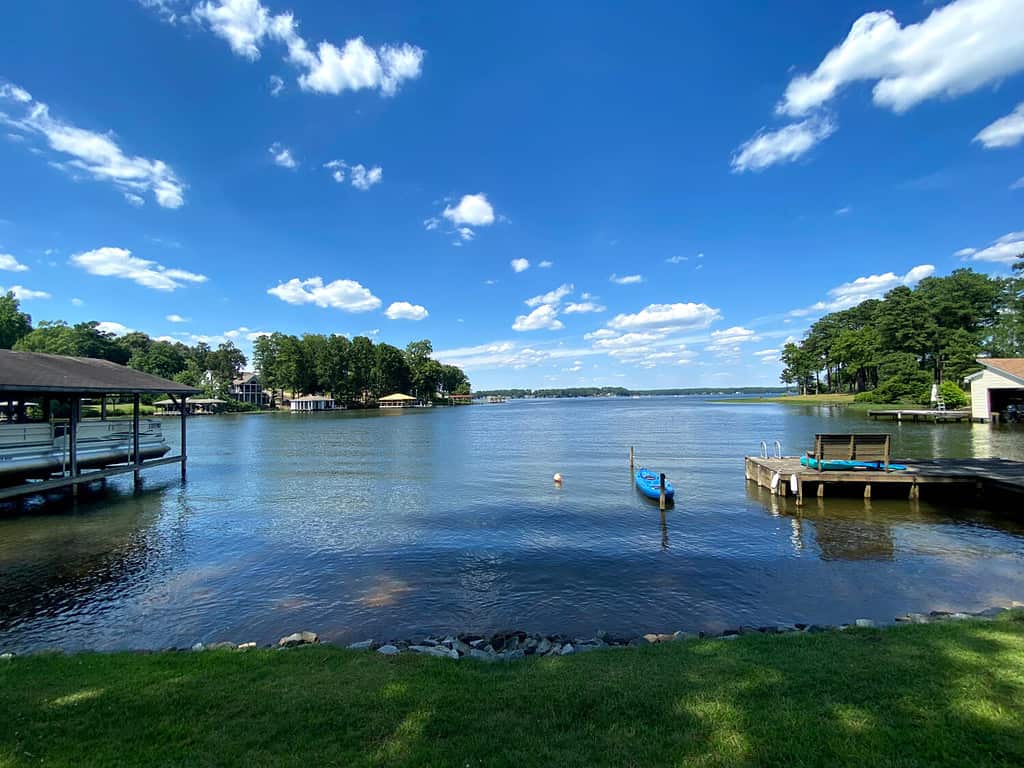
[629,446,634,470]
[659,473,666,511]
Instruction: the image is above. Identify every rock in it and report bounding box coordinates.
[348,639,374,651]
[628,636,650,647]
[1,652,13,661]
[574,643,601,654]
[207,641,236,651]
[191,642,205,652]
[644,633,674,644]
[452,639,472,656]
[504,649,526,661]
[469,638,487,648]
[715,633,739,640]
[672,631,696,642]
[950,612,972,621]
[410,645,458,660]
[802,624,830,634]
[377,644,400,656]
[903,613,929,624]
[854,619,875,628]
[278,631,319,648]
[976,606,1007,618]
[560,643,575,655]
[596,630,611,643]
[738,626,760,635]
[237,642,257,651]
[468,649,494,661]
[547,643,562,656]
[929,610,952,618]
[536,638,552,655]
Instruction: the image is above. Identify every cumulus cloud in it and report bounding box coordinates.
[789,264,935,316]
[0,80,186,208]
[706,326,761,352]
[456,227,475,241]
[609,273,644,285]
[267,276,381,312]
[564,301,606,314]
[323,159,382,189]
[71,247,208,291]
[96,321,133,336]
[188,0,424,97]
[665,255,688,264]
[974,102,1024,149]
[0,254,29,272]
[608,302,721,331]
[442,193,495,226]
[269,142,297,168]
[510,258,530,273]
[166,313,188,322]
[778,0,1024,117]
[512,304,563,332]
[956,231,1024,265]
[538,260,553,268]
[731,116,836,172]
[525,283,573,308]
[0,284,50,300]
[385,301,429,321]
[423,217,440,231]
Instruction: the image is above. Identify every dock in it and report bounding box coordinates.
[867,409,970,422]
[745,455,1024,506]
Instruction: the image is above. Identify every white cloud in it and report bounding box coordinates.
[706,326,761,352]
[525,283,573,308]
[423,217,440,231]
[269,74,285,96]
[0,254,29,272]
[835,205,852,215]
[435,340,588,371]
[96,321,133,336]
[267,276,381,312]
[0,81,186,208]
[592,331,663,350]
[956,231,1024,265]
[564,302,606,314]
[754,348,780,358]
[974,102,1024,149]
[269,142,297,168]
[456,227,475,241]
[778,0,1024,117]
[510,258,530,273]
[124,192,145,207]
[71,247,208,291]
[0,284,50,300]
[442,193,495,227]
[189,0,424,97]
[731,116,836,173]
[584,328,618,340]
[608,302,722,331]
[512,304,563,332]
[324,159,345,182]
[385,301,429,321]
[1011,176,1024,190]
[70,297,83,306]
[350,163,382,190]
[609,273,644,285]
[166,313,188,322]
[538,260,553,268]
[789,264,935,316]
[665,255,688,264]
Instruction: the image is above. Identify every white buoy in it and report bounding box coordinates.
[770,471,780,491]
[553,472,563,485]
[790,473,798,494]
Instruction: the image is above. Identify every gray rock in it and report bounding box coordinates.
[410,645,459,660]
[348,639,374,651]
[191,642,205,652]
[976,606,1007,618]
[536,638,552,655]
[468,649,494,661]
[672,631,698,641]
[1,652,13,661]
[802,624,830,634]
[377,644,400,656]
[854,619,875,628]
[452,639,472,656]
[715,634,739,640]
[278,631,319,648]
[207,641,236,651]
[504,649,526,661]
[469,638,487,648]
[644,633,674,644]
[237,642,257,651]
[628,636,650,647]
[560,643,575,655]
[950,612,972,621]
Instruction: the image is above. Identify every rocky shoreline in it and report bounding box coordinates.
[6,604,1017,662]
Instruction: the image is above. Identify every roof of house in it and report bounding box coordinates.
[291,394,334,401]
[379,393,417,401]
[979,358,1024,386]
[232,372,259,385]
[0,350,201,395]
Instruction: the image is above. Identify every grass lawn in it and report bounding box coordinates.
[720,394,911,411]
[2,614,1023,767]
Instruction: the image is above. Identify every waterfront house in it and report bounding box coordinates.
[229,372,269,407]
[965,358,1024,422]
[379,393,419,409]
[289,394,337,412]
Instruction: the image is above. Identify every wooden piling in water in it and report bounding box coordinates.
[629,446,635,470]
[659,473,666,511]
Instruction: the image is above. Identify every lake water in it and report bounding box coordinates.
[2,397,1023,652]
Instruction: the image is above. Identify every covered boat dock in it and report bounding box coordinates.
[0,349,200,501]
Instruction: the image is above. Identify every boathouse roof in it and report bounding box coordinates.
[976,358,1024,385]
[0,350,202,395]
[379,393,417,401]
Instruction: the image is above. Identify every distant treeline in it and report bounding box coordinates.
[780,264,1023,404]
[473,386,785,399]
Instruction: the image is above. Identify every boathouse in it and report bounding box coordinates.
[154,397,226,415]
[378,393,418,409]
[965,358,1024,422]
[0,349,200,500]
[289,394,336,412]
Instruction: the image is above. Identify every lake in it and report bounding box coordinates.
[1,397,1023,652]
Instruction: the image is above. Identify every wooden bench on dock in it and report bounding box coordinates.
[808,433,891,472]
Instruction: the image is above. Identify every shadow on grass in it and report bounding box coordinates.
[1,616,1023,767]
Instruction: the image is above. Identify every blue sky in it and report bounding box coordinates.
[1,0,1022,390]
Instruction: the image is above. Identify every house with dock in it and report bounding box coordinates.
[378,393,421,409]
[965,358,1024,422]
[288,394,337,412]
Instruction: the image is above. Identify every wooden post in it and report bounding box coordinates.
[863,483,871,499]
[817,483,825,498]
[133,393,141,488]
[100,395,107,421]
[69,396,80,498]
[659,473,666,511]
[180,395,188,479]
[796,479,804,507]
[629,446,634,470]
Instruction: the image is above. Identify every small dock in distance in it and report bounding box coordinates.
[745,455,1024,506]
[867,409,971,422]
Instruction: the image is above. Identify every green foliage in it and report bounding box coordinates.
[919,380,970,409]
[14,321,129,363]
[0,291,33,349]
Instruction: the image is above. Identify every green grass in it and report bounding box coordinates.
[3,615,1024,767]
[80,404,157,417]
[721,394,911,411]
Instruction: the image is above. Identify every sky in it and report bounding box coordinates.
[1,0,1023,391]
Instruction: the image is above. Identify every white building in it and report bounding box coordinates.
[965,358,1024,422]
[288,395,337,413]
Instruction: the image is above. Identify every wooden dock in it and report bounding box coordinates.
[867,409,971,422]
[745,455,1024,506]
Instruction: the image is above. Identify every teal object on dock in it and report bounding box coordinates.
[799,456,908,471]
[635,468,675,500]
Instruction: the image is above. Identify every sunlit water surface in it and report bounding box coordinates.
[2,397,1023,652]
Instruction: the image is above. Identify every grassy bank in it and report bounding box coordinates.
[720,393,905,411]
[3,615,1023,767]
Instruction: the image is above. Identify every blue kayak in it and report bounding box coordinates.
[635,467,675,500]
[800,457,907,471]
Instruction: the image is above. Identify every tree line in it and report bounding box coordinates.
[780,262,1024,403]
[0,293,468,406]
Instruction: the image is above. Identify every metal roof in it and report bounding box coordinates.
[0,350,202,395]
[379,393,417,401]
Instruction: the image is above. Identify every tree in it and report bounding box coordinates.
[14,321,128,363]
[0,291,32,349]
[373,343,411,397]
[439,364,470,395]
[206,341,247,391]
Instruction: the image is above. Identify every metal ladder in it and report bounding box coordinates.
[760,440,783,459]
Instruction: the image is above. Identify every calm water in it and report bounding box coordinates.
[1,398,1023,652]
